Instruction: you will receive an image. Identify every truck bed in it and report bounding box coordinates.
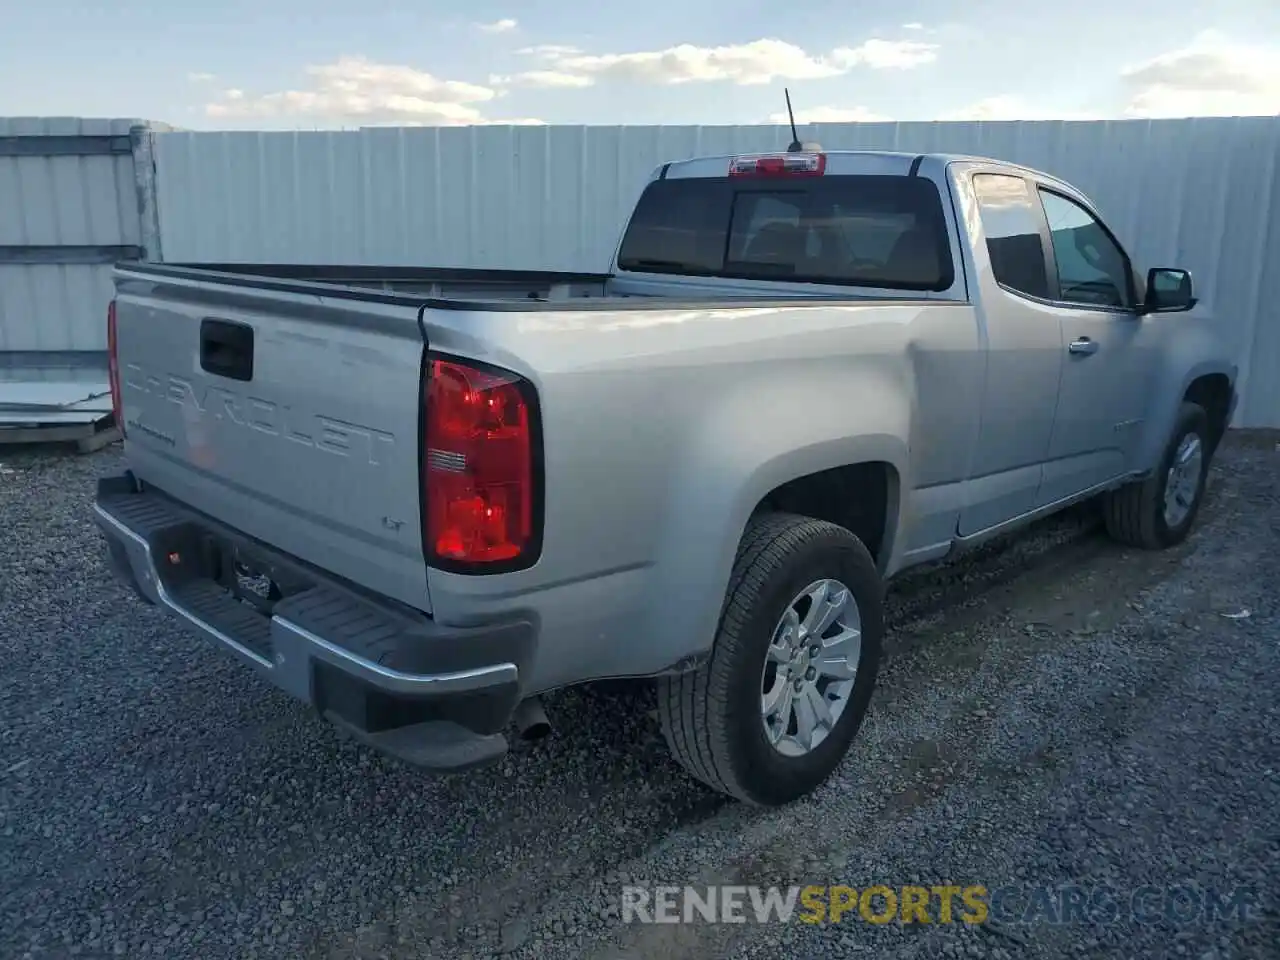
[123,262,920,312]
[138,262,616,305]
[109,257,951,624]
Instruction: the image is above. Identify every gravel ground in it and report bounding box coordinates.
[1,436,1277,959]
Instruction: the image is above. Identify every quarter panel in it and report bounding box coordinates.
[425,301,981,688]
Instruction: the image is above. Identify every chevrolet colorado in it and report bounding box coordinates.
[95,149,1236,805]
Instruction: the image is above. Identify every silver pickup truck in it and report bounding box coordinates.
[96,149,1236,806]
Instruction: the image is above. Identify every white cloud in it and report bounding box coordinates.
[944,95,1098,121]
[490,70,594,89]
[768,105,890,123]
[204,56,543,126]
[187,72,216,83]
[833,38,938,70]
[552,39,842,85]
[512,36,937,87]
[935,38,1280,124]
[1119,32,1280,118]
[477,18,518,33]
[902,22,925,30]
[517,44,583,57]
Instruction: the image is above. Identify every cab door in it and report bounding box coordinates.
[956,170,1065,536]
[1032,185,1157,504]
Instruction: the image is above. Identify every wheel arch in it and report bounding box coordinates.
[1136,360,1237,474]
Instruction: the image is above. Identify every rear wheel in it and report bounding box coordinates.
[1103,401,1211,549]
[656,513,883,806]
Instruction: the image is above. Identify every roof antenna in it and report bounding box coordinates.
[784,87,804,153]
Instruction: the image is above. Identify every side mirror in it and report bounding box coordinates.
[1142,267,1196,314]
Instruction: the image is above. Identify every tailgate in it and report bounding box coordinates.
[112,274,431,613]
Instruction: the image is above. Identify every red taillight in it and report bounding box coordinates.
[728,152,826,178]
[423,356,539,570]
[107,299,125,437]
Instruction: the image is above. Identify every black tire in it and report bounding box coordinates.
[656,512,884,806]
[1103,401,1211,549]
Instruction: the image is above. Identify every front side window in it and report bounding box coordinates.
[972,174,1050,300]
[1038,189,1133,309]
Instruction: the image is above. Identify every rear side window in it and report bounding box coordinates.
[617,174,955,291]
[972,174,1050,300]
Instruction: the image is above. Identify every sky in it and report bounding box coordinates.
[2,0,1279,129]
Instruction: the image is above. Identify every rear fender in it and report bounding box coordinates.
[640,379,910,672]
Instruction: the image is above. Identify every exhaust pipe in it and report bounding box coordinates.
[513,697,551,742]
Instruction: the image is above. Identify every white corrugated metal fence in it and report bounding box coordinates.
[0,117,163,360]
[151,118,1280,427]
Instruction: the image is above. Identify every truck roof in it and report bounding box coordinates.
[659,149,1072,192]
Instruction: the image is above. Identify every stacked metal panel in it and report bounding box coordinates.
[0,116,160,444]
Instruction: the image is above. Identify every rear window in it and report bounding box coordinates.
[616,174,955,291]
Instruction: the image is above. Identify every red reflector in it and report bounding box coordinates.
[423,357,538,569]
[729,152,826,178]
[107,299,125,437]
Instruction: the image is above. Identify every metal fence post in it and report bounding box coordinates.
[130,123,164,262]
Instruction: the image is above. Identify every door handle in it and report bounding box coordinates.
[1068,337,1099,356]
[200,318,255,381]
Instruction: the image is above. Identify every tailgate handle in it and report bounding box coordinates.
[200,318,254,382]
